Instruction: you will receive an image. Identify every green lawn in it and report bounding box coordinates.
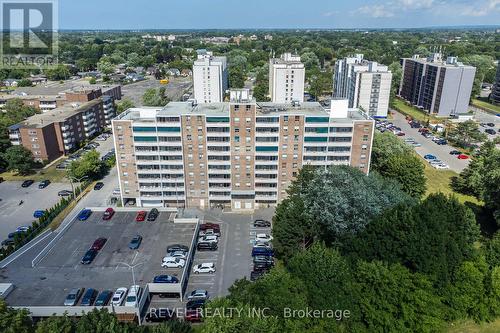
[471,98,500,115]
[423,161,480,205]
[0,163,69,183]
[392,98,441,123]
[446,319,500,333]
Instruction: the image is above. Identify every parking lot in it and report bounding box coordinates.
[0,181,71,241]
[2,207,274,313]
[121,77,192,106]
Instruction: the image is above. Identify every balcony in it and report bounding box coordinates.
[9,133,20,139]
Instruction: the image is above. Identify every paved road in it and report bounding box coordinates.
[390,111,470,173]
[472,107,500,125]
[121,76,192,106]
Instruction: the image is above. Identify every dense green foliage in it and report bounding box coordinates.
[448,120,487,149]
[142,87,169,106]
[452,140,500,224]
[273,165,412,260]
[0,305,192,333]
[371,132,426,198]
[0,145,37,175]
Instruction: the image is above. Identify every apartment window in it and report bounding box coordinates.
[119,144,125,149]
[363,135,369,142]
[234,117,240,122]
[235,128,240,133]
[116,126,122,130]
[234,136,240,143]
[123,172,128,176]
[246,118,251,122]
[284,116,289,121]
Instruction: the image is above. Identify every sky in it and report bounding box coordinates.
[58,0,500,30]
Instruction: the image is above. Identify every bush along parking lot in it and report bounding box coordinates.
[0,181,91,261]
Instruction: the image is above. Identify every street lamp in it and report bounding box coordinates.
[117,261,144,301]
[68,175,88,198]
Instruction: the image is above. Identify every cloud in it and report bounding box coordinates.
[323,11,339,17]
[399,0,435,9]
[458,0,500,16]
[355,5,395,18]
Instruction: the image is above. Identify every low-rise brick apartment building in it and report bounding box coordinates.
[112,90,374,211]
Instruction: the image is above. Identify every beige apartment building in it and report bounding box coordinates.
[112,92,374,211]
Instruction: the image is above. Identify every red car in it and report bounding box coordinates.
[396,132,406,136]
[136,211,146,222]
[200,223,220,232]
[457,154,469,160]
[91,237,107,250]
[184,309,203,322]
[102,208,115,220]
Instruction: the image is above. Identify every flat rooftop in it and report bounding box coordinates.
[18,99,102,128]
[7,83,120,97]
[115,101,370,122]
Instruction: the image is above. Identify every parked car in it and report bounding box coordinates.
[186,299,206,310]
[486,129,497,135]
[145,308,176,322]
[187,289,209,301]
[433,163,450,170]
[254,261,273,271]
[254,219,271,228]
[1,238,14,246]
[167,250,187,259]
[94,182,104,190]
[197,242,218,251]
[253,255,274,266]
[112,188,120,196]
[198,235,218,244]
[487,123,495,127]
[111,287,128,306]
[147,208,159,221]
[161,257,185,268]
[58,190,72,197]
[80,288,98,306]
[81,249,98,264]
[396,132,406,136]
[252,246,274,257]
[193,263,216,274]
[424,154,437,160]
[457,154,470,160]
[95,290,113,306]
[78,209,92,221]
[91,237,107,250]
[102,208,115,220]
[16,226,30,232]
[436,139,448,145]
[21,179,34,188]
[135,211,146,222]
[124,285,142,307]
[255,234,273,243]
[429,159,443,165]
[166,244,189,253]
[128,235,142,250]
[153,275,179,283]
[250,269,267,281]
[64,288,84,306]
[198,229,221,237]
[38,180,50,189]
[33,210,45,218]
[450,150,461,155]
[200,223,220,232]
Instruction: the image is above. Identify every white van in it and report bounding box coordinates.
[124,285,142,307]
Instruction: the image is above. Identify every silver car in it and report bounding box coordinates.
[64,288,84,306]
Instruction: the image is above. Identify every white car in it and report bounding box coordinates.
[167,250,187,259]
[433,163,450,169]
[199,229,221,237]
[111,287,128,306]
[124,285,142,307]
[193,262,216,274]
[198,235,218,243]
[429,159,443,165]
[161,257,186,268]
[255,234,273,243]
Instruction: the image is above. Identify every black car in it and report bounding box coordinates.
[254,261,273,271]
[38,180,50,189]
[250,269,267,281]
[94,182,104,190]
[186,299,205,310]
[94,290,113,306]
[166,244,189,253]
[147,208,159,221]
[450,150,461,155]
[145,308,176,322]
[81,249,98,264]
[485,129,497,135]
[80,288,98,306]
[1,238,14,246]
[487,123,495,127]
[58,190,73,197]
[197,242,218,251]
[253,255,274,266]
[254,219,271,228]
[21,179,34,188]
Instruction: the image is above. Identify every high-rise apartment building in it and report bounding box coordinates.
[399,53,476,117]
[193,49,228,103]
[333,54,392,118]
[269,53,305,103]
[112,90,374,211]
[8,99,109,162]
[491,61,500,105]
